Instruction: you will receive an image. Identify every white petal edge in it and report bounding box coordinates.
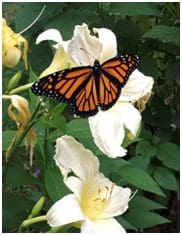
[46,194,84,227]
[112,102,141,136]
[119,69,154,102]
[93,27,117,64]
[64,176,83,199]
[36,29,63,45]
[100,186,131,218]
[68,23,101,66]
[54,135,99,182]
[81,217,126,234]
[88,110,127,158]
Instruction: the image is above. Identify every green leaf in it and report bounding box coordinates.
[143,25,179,45]
[44,164,70,203]
[43,115,66,133]
[135,140,157,158]
[100,158,131,176]
[115,19,142,51]
[15,3,45,31]
[117,216,136,230]
[153,167,178,191]
[67,119,98,154]
[151,96,171,129]
[46,8,97,40]
[129,195,166,211]
[139,56,158,78]
[119,165,165,197]
[6,166,41,187]
[110,3,161,16]
[157,142,179,171]
[28,67,39,105]
[2,130,17,151]
[165,61,180,80]
[125,210,170,229]
[3,192,34,232]
[130,156,151,170]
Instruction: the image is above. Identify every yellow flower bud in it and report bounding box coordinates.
[2,18,28,69]
[3,95,36,165]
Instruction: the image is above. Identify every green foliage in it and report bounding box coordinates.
[44,164,70,203]
[125,210,170,229]
[157,142,180,171]
[3,193,34,231]
[119,165,165,197]
[2,2,179,233]
[143,25,179,45]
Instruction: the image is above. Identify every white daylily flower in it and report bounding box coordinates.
[89,69,154,158]
[46,135,131,234]
[36,23,154,158]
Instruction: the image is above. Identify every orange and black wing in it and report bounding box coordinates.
[99,54,140,110]
[31,66,99,117]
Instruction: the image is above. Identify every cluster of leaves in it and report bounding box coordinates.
[2,2,179,233]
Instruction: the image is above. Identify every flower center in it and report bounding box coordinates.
[80,181,114,219]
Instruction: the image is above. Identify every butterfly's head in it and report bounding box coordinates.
[93,59,101,69]
[93,59,101,76]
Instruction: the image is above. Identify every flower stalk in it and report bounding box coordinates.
[18,215,47,232]
[9,82,34,95]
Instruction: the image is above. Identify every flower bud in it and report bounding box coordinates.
[6,71,22,93]
[30,196,46,218]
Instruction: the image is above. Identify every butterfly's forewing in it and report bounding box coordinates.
[99,54,140,110]
[31,66,99,117]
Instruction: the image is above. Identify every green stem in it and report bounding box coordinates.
[44,128,48,166]
[18,215,47,232]
[30,99,42,121]
[9,82,33,94]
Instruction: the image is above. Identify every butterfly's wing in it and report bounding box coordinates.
[31,66,99,117]
[99,54,140,110]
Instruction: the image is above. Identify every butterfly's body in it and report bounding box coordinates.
[32,54,140,117]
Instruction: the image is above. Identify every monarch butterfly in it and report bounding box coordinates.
[31,54,140,117]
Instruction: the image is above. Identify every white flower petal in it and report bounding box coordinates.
[47,194,84,227]
[100,186,131,218]
[36,29,63,45]
[81,217,126,234]
[119,69,154,102]
[64,176,83,199]
[114,102,141,136]
[39,45,76,78]
[93,27,117,63]
[68,23,101,66]
[88,110,127,158]
[54,135,99,182]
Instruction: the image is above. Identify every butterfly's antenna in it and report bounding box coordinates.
[80,48,96,60]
